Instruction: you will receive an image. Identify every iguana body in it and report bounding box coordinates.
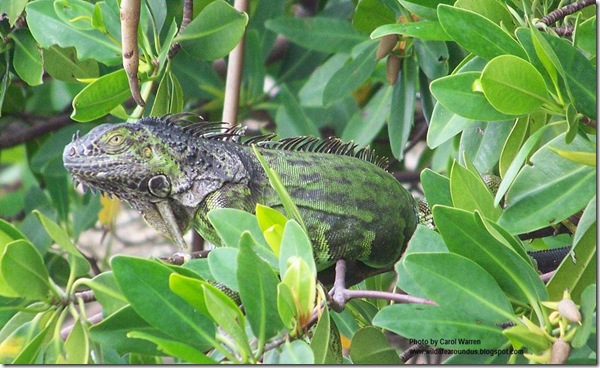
[63,115,418,271]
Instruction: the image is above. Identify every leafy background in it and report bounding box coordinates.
[0,0,596,364]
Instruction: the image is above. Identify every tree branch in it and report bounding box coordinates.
[538,0,596,26]
[0,113,74,149]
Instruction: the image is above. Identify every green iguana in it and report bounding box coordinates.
[62,114,568,285]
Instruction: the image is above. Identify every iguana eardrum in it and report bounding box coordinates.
[63,114,418,272]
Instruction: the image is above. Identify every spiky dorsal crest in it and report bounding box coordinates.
[146,113,389,170]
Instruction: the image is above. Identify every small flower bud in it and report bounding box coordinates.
[376,34,398,59]
[550,338,571,364]
[386,55,401,85]
[557,298,582,324]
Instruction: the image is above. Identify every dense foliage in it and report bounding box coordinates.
[0,0,596,364]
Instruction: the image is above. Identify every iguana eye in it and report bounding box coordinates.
[148,174,171,198]
[108,134,124,146]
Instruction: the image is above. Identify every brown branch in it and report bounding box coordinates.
[168,0,193,59]
[400,343,429,363]
[0,114,74,149]
[120,0,144,107]
[538,0,596,26]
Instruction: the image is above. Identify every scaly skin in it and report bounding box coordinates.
[63,116,419,271]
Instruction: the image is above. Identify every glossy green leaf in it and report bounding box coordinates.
[371,21,451,40]
[298,53,348,107]
[310,307,333,364]
[454,0,516,31]
[111,256,215,349]
[323,42,378,106]
[548,146,596,167]
[281,256,316,320]
[574,16,596,56]
[168,273,209,317]
[265,17,366,53]
[279,220,316,276]
[389,53,417,160]
[252,148,307,232]
[373,303,508,349]
[79,271,127,315]
[546,217,596,304]
[571,283,596,348]
[277,282,298,332]
[127,331,216,363]
[499,118,527,178]
[207,208,277,267]
[0,220,26,297]
[10,30,43,86]
[427,101,474,148]
[255,204,287,256]
[275,84,319,137]
[420,169,452,208]
[349,326,402,364]
[71,69,130,122]
[175,0,248,61]
[414,39,449,80]
[431,72,515,120]
[341,85,392,147]
[433,206,547,306]
[150,71,184,116]
[57,319,89,363]
[43,46,99,83]
[12,318,53,364]
[499,134,596,234]
[88,305,166,355]
[353,0,396,33]
[0,0,27,27]
[1,240,52,301]
[278,340,314,364]
[208,247,239,292]
[237,232,283,341]
[480,55,548,115]
[403,253,516,323]
[502,323,551,353]
[437,5,526,60]
[26,0,121,65]
[202,283,252,358]
[450,161,502,221]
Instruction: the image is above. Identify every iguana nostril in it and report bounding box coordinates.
[69,146,76,156]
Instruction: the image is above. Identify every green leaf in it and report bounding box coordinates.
[310,307,332,364]
[430,72,516,120]
[546,218,596,304]
[175,0,248,61]
[280,256,316,324]
[275,84,319,137]
[349,326,402,364]
[460,120,512,174]
[388,53,417,160]
[279,220,316,276]
[79,272,127,315]
[202,283,251,359]
[237,232,282,341]
[150,71,184,116]
[323,42,378,106]
[33,210,88,268]
[88,305,165,356]
[0,0,28,27]
[414,39,449,80]
[278,340,314,364]
[498,133,596,234]
[403,253,516,323]
[43,46,99,83]
[433,206,547,306]
[1,240,52,301]
[571,283,596,349]
[502,323,551,353]
[420,168,452,208]
[353,0,396,33]
[373,304,508,349]
[12,318,53,364]
[450,161,502,221]
[548,146,596,167]
[499,118,528,178]
[265,17,367,53]
[252,147,307,231]
[574,16,596,56]
[277,282,298,332]
[111,256,216,349]
[298,53,349,107]
[26,0,121,65]
[371,21,451,40]
[71,69,130,122]
[168,273,209,316]
[9,30,43,86]
[207,208,277,267]
[437,5,526,60]
[208,247,239,292]
[57,319,89,364]
[454,0,516,31]
[426,101,474,149]
[127,331,216,364]
[480,55,548,115]
[255,204,287,256]
[0,220,26,297]
[341,85,393,147]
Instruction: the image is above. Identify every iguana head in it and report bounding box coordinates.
[63,118,184,204]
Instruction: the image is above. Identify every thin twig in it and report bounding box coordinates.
[0,114,74,149]
[400,343,429,363]
[222,0,249,125]
[344,289,436,305]
[538,0,596,26]
[168,0,193,58]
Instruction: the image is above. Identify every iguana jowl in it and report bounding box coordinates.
[63,115,419,271]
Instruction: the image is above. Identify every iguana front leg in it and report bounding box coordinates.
[137,200,190,250]
[155,201,188,249]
